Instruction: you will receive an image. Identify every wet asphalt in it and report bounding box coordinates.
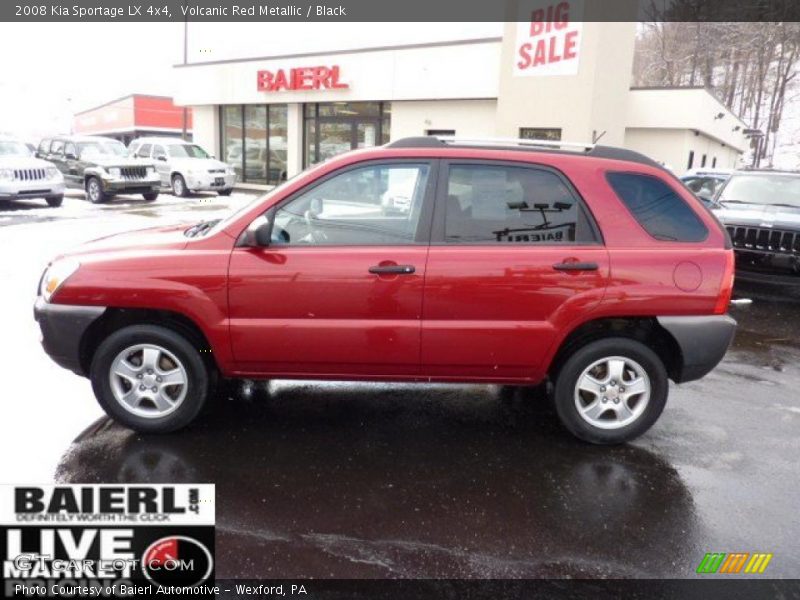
[1,191,799,580]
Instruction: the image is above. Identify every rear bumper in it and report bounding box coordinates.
[657,315,737,383]
[185,172,236,191]
[33,297,105,376]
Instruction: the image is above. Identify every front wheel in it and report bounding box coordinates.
[86,177,108,204]
[46,195,63,207]
[90,325,210,433]
[552,338,668,445]
[171,174,188,197]
[143,192,159,202]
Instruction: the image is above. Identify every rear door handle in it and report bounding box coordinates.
[369,264,416,275]
[552,262,599,271]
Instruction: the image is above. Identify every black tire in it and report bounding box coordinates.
[85,177,108,204]
[90,325,210,433]
[46,195,63,207]
[172,174,188,197]
[143,192,159,202]
[217,188,233,196]
[552,337,668,445]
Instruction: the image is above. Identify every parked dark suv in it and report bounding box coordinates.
[34,137,736,444]
[38,136,160,203]
[712,170,800,284]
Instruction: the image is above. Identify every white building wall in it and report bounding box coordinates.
[190,105,219,160]
[390,100,498,140]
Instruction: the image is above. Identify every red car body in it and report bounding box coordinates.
[35,139,736,442]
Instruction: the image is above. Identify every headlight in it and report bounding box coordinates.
[107,167,121,178]
[0,168,13,181]
[226,167,235,175]
[146,166,155,175]
[40,259,80,302]
[46,167,61,180]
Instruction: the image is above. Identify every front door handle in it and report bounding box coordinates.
[369,264,416,275]
[552,262,599,271]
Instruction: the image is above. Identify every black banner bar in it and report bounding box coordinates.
[4,0,800,22]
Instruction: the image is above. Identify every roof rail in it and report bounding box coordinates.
[438,136,595,152]
[386,136,595,152]
[385,136,661,168]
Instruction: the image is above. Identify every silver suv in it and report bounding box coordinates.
[0,136,64,207]
[128,137,236,197]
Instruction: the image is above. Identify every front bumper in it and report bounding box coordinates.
[102,175,160,195]
[33,297,105,376]
[184,172,236,192]
[0,180,64,199]
[657,315,737,383]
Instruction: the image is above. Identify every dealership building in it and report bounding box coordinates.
[173,19,748,188]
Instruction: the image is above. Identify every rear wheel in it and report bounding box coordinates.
[552,337,668,444]
[86,177,108,204]
[46,195,63,207]
[90,325,210,433]
[217,188,233,197]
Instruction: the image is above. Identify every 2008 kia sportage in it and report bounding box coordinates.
[34,137,737,444]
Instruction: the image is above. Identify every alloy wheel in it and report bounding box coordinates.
[574,356,650,430]
[109,343,188,419]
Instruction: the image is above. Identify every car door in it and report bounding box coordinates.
[62,142,82,188]
[421,160,610,381]
[48,140,67,182]
[152,144,170,186]
[227,160,437,377]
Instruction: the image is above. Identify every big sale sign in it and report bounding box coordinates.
[514,0,584,77]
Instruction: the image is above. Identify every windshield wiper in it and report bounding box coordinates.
[184,219,221,238]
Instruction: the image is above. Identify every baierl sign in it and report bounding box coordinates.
[514,0,583,77]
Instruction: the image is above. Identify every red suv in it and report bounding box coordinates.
[34,137,736,444]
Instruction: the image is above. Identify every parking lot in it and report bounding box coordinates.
[2,189,799,579]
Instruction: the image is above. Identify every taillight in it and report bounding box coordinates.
[714,250,735,314]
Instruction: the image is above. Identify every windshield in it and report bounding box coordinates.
[719,174,800,208]
[77,140,128,159]
[0,141,31,157]
[168,144,210,159]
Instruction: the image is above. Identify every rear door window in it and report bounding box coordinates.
[443,164,598,244]
[607,172,708,242]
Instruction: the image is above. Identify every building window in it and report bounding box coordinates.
[712,156,717,168]
[303,102,391,167]
[687,151,695,170]
[519,128,562,141]
[426,129,455,136]
[220,104,288,186]
[701,154,707,167]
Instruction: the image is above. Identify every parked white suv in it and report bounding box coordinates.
[128,137,236,197]
[0,136,64,207]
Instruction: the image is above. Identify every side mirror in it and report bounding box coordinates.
[157,155,167,161]
[239,217,273,248]
[65,152,77,160]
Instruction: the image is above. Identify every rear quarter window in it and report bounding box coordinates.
[606,172,708,242]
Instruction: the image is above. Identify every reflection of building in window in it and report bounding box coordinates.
[445,164,580,244]
[519,127,562,141]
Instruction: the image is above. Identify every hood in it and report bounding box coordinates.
[169,157,228,171]
[0,155,56,169]
[713,202,800,230]
[88,156,155,168]
[59,223,191,260]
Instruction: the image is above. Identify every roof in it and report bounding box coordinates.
[130,136,192,144]
[48,135,124,143]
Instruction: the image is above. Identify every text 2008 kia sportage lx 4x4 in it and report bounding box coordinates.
[34,137,736,444]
